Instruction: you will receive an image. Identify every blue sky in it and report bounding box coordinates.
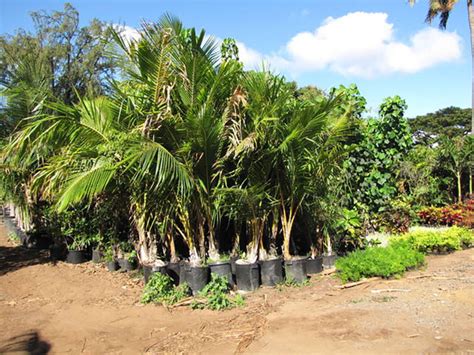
[0,0,471,117]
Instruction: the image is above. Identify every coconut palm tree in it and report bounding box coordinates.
[409,0,474,135]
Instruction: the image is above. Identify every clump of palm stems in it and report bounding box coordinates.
[0,14,356,266]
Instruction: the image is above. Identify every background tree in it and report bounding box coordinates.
[0,2,117,107]
[409,106,471,145]
[344,96,413,215]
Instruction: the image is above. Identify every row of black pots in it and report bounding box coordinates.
[143,254,337,295]
[107,258,138,272]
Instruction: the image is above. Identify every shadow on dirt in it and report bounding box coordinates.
[0,331,52,354]
[0,243,51,277]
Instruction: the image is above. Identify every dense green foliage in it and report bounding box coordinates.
[141,272,189,305]
[193,274,245,310]
[391,226,474,253]
[335,241,425,282]
[1,4,472,271]
[409,107,471,145]
[345,96,412,215]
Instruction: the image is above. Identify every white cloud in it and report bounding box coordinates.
[236,12,462,78]
[111,12,462,79]
[113,24,141,45]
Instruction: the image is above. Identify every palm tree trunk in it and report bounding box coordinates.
[469,168,473,195]
[457,170,463,203]
[468,0,474,135]
[281,201,298,260]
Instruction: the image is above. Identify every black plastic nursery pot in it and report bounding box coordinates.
[235,261,260,291]
[306,256,323,274]
[143,263,168,284]
[284,257,308,283]
[66,250,88,264]
[259,257,284,287]
[322,254,337,270]
[92,249,103,263]
[117,258,137,272]
[209,261,234,287]
[50,244,67,261]
[166,262,181,285]
[179,263,210,295]
[107,260,118,272]
[230,255,239,275]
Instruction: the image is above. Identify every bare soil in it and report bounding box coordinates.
[0,220,473,355]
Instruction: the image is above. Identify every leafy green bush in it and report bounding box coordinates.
[193,274,244,311]
[335,242,425,283]
[141,272,189,305]
[391,226,474,253]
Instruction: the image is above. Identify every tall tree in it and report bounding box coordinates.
[0,3,117,106]
[409,0,474,135]
[409,106,471,144]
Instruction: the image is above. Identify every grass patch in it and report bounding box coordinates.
[335,241,425,283]
[391,226,474,253]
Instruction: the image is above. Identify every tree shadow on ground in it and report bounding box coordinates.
[0,244,51,277]
[0,331,52,354]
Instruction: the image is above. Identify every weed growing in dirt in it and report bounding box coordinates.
[141,272,189,305]
[192,274,245,311]
[7,232,19,243]
[391,226,474,253]
[335,242,425,283]
[276,278,310,291]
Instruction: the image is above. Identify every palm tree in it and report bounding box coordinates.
[409,0,474,135]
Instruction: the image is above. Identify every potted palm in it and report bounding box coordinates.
[117,242,138,271]
[208,254,234,287]
[104,247,118,271]
[66,233,90,264]
[91,234,104,263]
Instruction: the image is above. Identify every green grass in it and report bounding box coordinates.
[335,241,425,283]
[336,226,473,283]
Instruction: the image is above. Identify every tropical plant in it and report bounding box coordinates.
[344,96,413,216]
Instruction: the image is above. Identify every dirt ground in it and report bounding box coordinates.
[0,220,473,355]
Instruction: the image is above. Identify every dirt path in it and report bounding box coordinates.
[0,219,473,354]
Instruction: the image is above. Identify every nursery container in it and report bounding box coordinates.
[284,257,307,283]
[92,249,103,263]
[166,262,181,285]
[66,250,88,264]
[117,258,137,272]
[180,263,209,295]
[50,244,67,261]
[107,260,118,272]
[259,257,284,286]
[235,261,260,291]
[230,255,239,275]
[143,263,168,283]
[209,261,234,287]
[322,254,337,269]
[306,256,323,274]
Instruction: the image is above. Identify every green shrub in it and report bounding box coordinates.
[141,272,189,305]
[335,243,425,283]
[391,226,474,253]
[193,274,245,311]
